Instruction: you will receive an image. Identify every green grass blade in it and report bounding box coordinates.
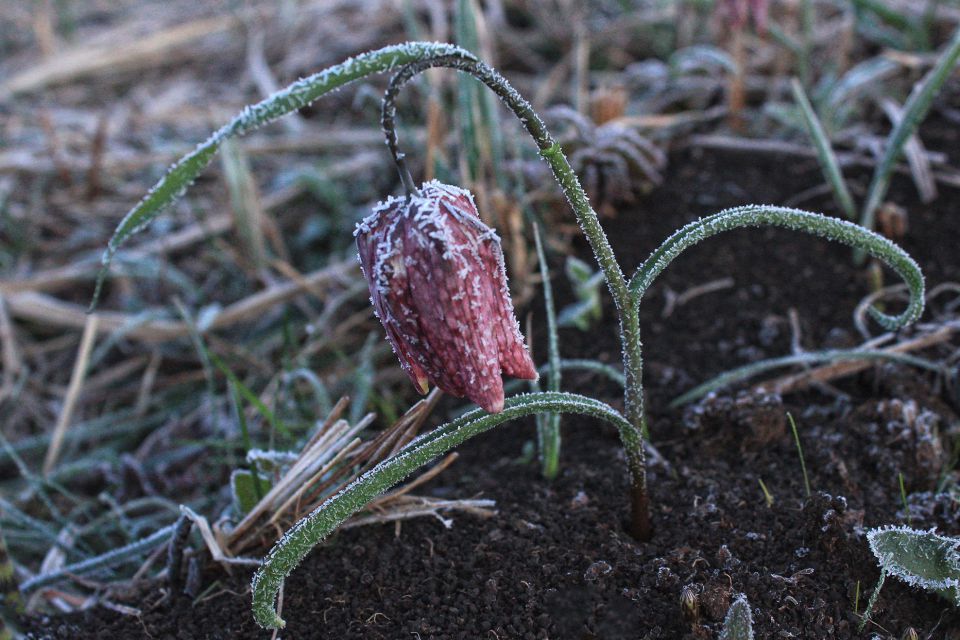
[90,42,477,310]
[209,352,289,440]
[791,78,858,220]
[19,521,178,593]
[859,26,960,238]
[455,0,482,180]
[544,359,625,388]
[669,348,943,407]
[533,224,561,480]
[629,205,924,332]
[251,391,630,629]
[788,413,811,498]
[503,358,625,397]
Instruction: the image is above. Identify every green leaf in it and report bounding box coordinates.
[231,469,272,516]
[669,45,736,76]
[719,594,754,640]
[251,391,632,629]
[90,42,477,310]
[532,224,561,480]
[791,78,858,220]
[859,26,960,238]
[558,256,603,330]
[565,256,595,286]
[629,205,924,333]
[670,348,943,407]
[867,526,960,605]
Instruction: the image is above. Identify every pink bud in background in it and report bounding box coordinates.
[355,181,538,413]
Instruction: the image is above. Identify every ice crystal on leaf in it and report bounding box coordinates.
[867,525,960,604]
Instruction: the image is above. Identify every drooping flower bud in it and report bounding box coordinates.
[355,180,538,413]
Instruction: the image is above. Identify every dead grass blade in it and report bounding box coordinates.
[222,390,465,556]
[43,314,99,475]
[4,259,355,342]
[2,15,242,95]
[756,323,957,396]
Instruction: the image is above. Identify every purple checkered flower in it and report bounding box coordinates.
[356,181,538,413]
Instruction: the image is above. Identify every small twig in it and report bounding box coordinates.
[368,454,459,505]
[85,112,109,200]
[758,324,957,395]
[853,284,910,340]
[686,133,948,173]
[180,506,259,569]
[166,514,192,597]
[134,351,162,417]
[4,260,355,342]
[2,14,243,95]
[0,294,23,404]
[788,308,803,356]
[0,176,306,296]
[661,277,734,318]
[341,496,497,530]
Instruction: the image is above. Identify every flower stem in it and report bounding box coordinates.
[92,42,481,311]
[252,392,635,629]
[381,56,651,538]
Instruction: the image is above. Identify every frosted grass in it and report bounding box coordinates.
[90,43,478,310]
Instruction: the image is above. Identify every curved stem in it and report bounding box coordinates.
[381,56,630,309]
[251,392,632,629]
[92,42,479,310]
[630,205,925,331]
[396,155,421,198]
[380,57,649,538]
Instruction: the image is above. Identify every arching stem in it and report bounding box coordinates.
[395,154,421,198]
[381,56,651,540]
[252,392,637,629]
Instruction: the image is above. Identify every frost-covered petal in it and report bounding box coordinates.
[355,181,537,413]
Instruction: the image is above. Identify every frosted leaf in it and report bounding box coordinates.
[93,42,478,310]
[867,525,960,605]
[719,594,754,640]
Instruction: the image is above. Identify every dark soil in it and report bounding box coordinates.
[23,137,960,638]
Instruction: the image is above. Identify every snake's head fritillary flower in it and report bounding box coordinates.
[355,181,538,413]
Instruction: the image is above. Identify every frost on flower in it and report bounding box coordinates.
[356,180,537,413]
